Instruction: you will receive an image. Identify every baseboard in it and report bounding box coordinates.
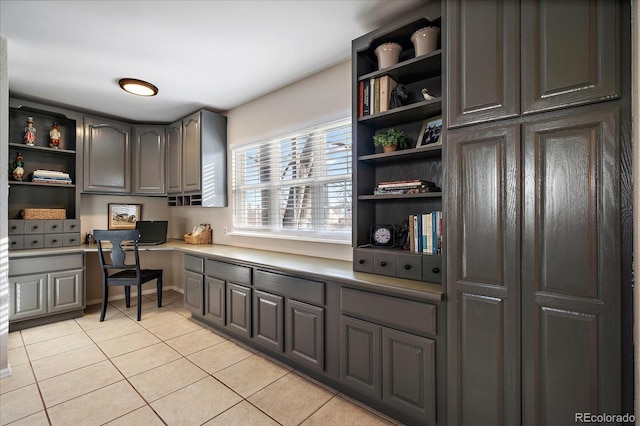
[0,365,12,379]
[86,285,183,306]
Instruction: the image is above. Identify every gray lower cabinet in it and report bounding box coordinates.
[340,287,437,425]
[204,276,225,326]
[183,255,204,315]
[254,289,284,352]
[9,253,85,322]
[286,299,324,372]
[226,282,251,338]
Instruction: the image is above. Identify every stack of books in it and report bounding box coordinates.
[374,179,441,195]
[31,169,72,184]
[407,211,443,254]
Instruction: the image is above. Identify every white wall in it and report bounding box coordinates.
[170,60,353,261]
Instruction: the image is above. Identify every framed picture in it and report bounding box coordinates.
[416,116,442,147]
[108,203,141,230]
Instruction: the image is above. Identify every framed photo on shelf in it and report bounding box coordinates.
[416,116,442,147]
[108,203,141,230]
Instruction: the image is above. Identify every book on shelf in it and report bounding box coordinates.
[370,78,377,115]
[31,169,72,184]
[363,81,370,116]
[358,81,364,117]
[374,179,441,195]
[378,75,397,113]
[407,211,442,255]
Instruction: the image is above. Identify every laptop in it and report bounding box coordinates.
[134,220,168,245]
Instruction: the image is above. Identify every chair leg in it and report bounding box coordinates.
[125,286,131,308]
[100,285,109,322]
[157,275,163,308]
[137,285,142,321]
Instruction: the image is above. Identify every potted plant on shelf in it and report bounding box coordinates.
[373,128,410,153]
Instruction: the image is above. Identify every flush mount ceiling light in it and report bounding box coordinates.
[118,78,158,96]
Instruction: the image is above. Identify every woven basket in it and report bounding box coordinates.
[184,229,212,244]
[22,208,66,220]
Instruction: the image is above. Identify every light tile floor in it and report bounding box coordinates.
[1,290,401,426]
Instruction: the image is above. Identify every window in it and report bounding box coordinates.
[232,118,352,241]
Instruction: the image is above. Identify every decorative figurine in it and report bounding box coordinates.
[12,152,25,181]
[23,117,36,146]
[421,88,436,101]
[49,122,61,148]
[389,83,408,109]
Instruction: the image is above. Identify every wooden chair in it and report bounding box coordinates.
[94,229,163,321]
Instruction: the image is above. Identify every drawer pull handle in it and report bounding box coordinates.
[432,267,440,274]
[32,240,38,244]
[52,225,57,229]
[380,261,386,267]
[359,259,365,264]
[52,240,57,243]
[32,226,39,230]
[405,264,411,270]
[11,225,16,230]
[69,238,75,242]
[11,241,16,245]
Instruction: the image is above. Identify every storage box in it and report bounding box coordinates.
[21,208,66,220]
[184,229,212,244]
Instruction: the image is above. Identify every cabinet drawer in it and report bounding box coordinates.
[255,270,324,306]
[63,233,81,246]
[353,248,374,273]
[10,253,84,276]
[373,251,397,277]
[8,220,24,235]
[341,287,436,335]
[44,233,63,248]
[184,254,204,273]
[206,259,251,285]
[44,220,64,234]
[24,220,44,234]
[422,255,442,283]
[396,253,422,281]
[23,235,44,249]
[9,235,23,250]
[63,219,80,233]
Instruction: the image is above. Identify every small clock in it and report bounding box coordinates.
[370,224,396,247]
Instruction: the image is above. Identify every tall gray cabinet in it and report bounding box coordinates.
[445,0,632,424]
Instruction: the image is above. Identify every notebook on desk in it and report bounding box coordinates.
[134,220,168,245]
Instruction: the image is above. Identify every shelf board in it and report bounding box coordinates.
[9,180,76,188]
[358,99,442,128]
[359,144,442,163]
[9,142,75,155]
[359,50,442,85]
[358,192,442,201]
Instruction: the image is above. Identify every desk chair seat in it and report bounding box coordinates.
[94,229,163,321]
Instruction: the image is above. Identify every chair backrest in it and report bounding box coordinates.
[93,229,141,271]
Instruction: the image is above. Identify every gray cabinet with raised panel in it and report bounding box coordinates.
[133,125,166,195]
[83,116,131,193]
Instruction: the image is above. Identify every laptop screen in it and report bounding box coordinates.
[135,220,168,244]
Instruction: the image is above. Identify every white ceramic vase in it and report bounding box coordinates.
[411,26,440,57]
[374,42,402,69]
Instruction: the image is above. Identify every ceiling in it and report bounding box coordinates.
[0,0,424,123]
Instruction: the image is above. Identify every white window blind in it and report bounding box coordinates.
[232,118,352,241]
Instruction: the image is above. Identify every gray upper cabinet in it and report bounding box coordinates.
[83,116,131,193]
[521,0,619,115]
[446,0,619,128]
[167,110,228,207]
[166,120,182,194]
[133,126,166,195]
[445,0,520,128]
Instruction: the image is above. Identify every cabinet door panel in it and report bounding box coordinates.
[134,126,165,194]
[522,108,621,424]
[184,270,203,315]
[446,124,521,425]
[522,0,619,114]
[48,269,84,313]
[9,274,47,320]
[287,300,324,372]
[204,276,225,326]
[84,117,131,193]
[182,112,201,192]
[340,316,381,399]
[166,121,182,194]
[253,290,284,352]
[382,328,435,424]
[226,283,251,338]
[446,0,520,127]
